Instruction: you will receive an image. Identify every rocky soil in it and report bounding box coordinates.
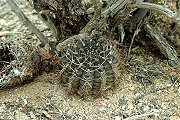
[0,0,179,120]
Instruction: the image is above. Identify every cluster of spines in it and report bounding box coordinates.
[61,39,118,96]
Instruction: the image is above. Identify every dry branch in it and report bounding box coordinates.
[4,0,179,89]
[7,0,50,49]
[123,111,157,120]
[145,23,180,67]
[132,2,178,22]
[101,0,133,18]
[81,0,134,33]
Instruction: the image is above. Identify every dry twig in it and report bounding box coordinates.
[7,0,50,49]
[145,23,180,67]
[123,111,157,120]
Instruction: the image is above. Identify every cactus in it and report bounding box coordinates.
[60,36,122,96]
[0,40,41,87]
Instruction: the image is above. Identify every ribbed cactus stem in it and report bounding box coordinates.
[60,37,121,96]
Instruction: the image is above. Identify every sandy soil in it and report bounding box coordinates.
[0,0,179,120]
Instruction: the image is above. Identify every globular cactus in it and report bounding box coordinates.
[60,36,123,96]
[0,40,41,87]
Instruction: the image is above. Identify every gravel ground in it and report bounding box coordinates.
[0,0,179,120]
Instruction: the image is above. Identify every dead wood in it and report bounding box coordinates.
[145,23,180,67]
[7,0,50,50]
[4,0,179,90]
[0,39,41,87]
[123,111,157,120]
[132,2,178,21]
[27,0,89,41]
[25,0,179,67]
[8,0,177,65]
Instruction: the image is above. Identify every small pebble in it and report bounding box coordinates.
[161,103,169,110]
[114,116,121,120]
[29,111,36,119]
[14,111,29,120]
[127,103,134,110]
[143,106,150,111]
[137,103,143,107]
[135,92,141,96]
[138,99,144,103]
[86,7,95,14]
[118,99,127,105]
[128,86,135,91]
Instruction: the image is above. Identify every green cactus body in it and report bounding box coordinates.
[61,38,120,96]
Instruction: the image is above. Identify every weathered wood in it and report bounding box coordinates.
[17,0,180,67]
[81,0,134,33]
[101,0,133,18]
[7,0,50,49]
[132,2,178,22]
[123,111,157,120]
[27,0,89,41]
[145,23,180,67]
[130,0,149,24]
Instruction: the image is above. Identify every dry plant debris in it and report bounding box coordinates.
[0,39,41,87]
[0,0,179,120]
